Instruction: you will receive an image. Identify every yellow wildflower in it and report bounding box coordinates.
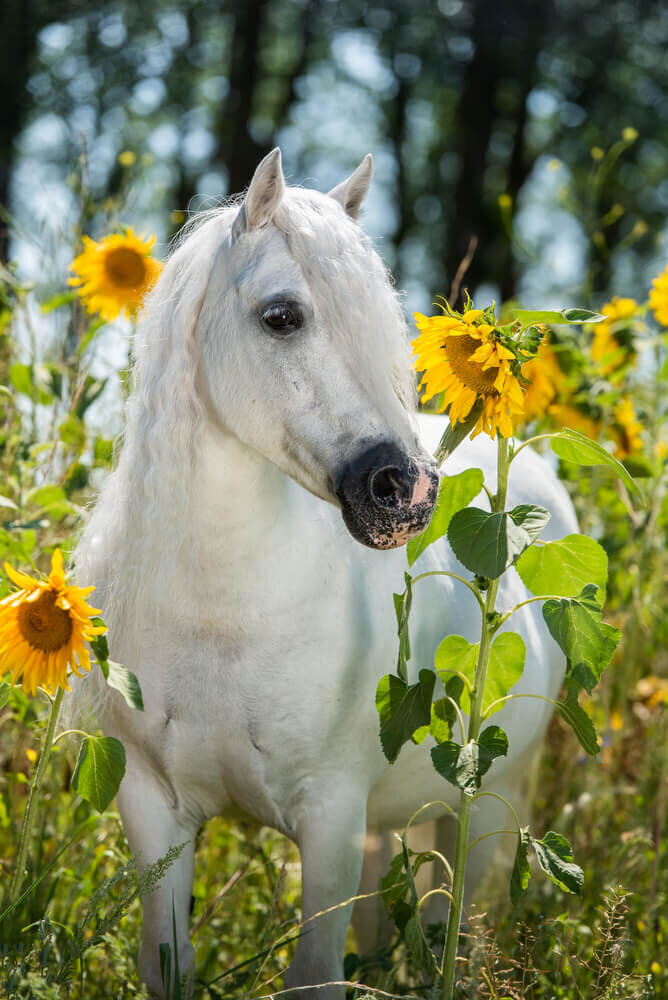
[0,550,106,697]
[611,397,643,459]
[592,297,637,376]
[549,404,601,441]
[69,228,163,322]
[413,309,525,439]
[520,337,568,421]
[649,264,668,327]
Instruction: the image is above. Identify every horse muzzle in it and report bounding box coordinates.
[334,441,439,549]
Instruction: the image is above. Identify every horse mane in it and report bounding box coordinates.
[72,187,417,717]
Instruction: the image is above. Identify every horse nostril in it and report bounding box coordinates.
[369,466,412,508]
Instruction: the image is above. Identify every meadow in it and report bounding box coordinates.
[0,144,667,999]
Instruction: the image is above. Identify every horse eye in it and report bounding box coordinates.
[261,302,302,334]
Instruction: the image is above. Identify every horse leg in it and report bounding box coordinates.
[116,760,197,999]
[283,788,367,1000]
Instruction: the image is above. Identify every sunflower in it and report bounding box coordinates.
[520,337,568,421]
[0,550,106,697]
[69,228,163,322]
[591,297,637,375]
[649,264,668,327]
[548,403,601,441]
[611,397,643,459]
[413,308,525,438]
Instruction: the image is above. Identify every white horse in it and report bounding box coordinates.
[75,149,577,999]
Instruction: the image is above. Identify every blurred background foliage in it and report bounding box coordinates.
[1,1,667,998]
[2,0,668,314]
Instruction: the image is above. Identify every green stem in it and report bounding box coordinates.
[440,436,510,999]
[9,686,65,905]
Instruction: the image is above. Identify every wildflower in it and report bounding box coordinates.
[520,337,568,421]
[69,227,163,322]
[0,550,106,697]
[548,404,600,441]
[413,308,525,438]
[592,297,637,375]
[118,150,136,167]
[611,397,643,459]
[649,264,668,327]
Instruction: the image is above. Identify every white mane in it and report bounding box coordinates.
[75,187,416,676]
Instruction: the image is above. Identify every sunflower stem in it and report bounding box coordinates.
[9,686,65,905]
[440,435,509,1000]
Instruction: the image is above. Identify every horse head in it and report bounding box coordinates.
[194,148,438,549]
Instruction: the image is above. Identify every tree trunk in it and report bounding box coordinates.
[214,0,272,198]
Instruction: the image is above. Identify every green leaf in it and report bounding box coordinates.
[448,504,550,579]
[393,572,413,681]
[429,696,455,743]
[58,414,86,450]
[407,468,483,566]
[532,831,583,895]
[543,584,621,693]
[515,533,608,598]
[551,428,641,498]
[561,308,606,323]
[90,627,110,663]
[105,660,144,712]
[376,669,436,763]
[483,632,526,716]
[479,724,509,760]
[435,635,478,687]
[41,290,77,313]
[405,914,435,972]
[26,485,73,519]
[10,363,34,397]
[437,632,525,717]
[557,683,600,755]
[93,438,114,466]
[71,735,126,813]
[431,728,507,796]
[511,308,606,325]
[510,827,532,904]
[0,683,9,710]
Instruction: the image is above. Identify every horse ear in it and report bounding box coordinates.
[328,154,373,220]
[231,148,285,241]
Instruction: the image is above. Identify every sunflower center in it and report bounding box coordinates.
[444,334,498,396]
[105,247,146,288]
[17,590,73,652]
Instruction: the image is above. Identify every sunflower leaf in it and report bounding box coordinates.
[105,660,144,712]
[515,533,608,600]
[407,468,484,566]
[447,504,550,579]
[510,308,605,325]
[531,831,583,895]
[542,585,621,693]
[72,735,126,813]
[376,669,435,763]
[511,827,532,904]
[550,428,642,498]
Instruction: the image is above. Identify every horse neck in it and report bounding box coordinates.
[189,422,294,575]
